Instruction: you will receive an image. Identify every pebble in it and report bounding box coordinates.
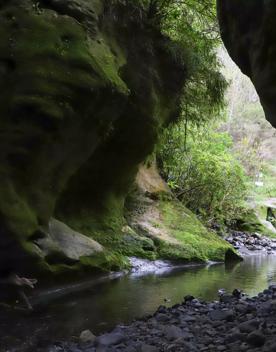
[209,309,234,321]
[238,319,260,333]
[246,330,266,347]
[79,330,96,345]
[163,325,184,340]
[96,332,125,346]
[155,313,169,322]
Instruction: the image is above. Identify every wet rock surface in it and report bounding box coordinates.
[226,231,276,256]
[42,286,276,352]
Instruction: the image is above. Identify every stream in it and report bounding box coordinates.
[2,254,276,351]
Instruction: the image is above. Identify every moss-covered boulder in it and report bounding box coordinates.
[236,209,275,237]
[0,0,187,276]
[124,163,239,263]
[235,199,276,238]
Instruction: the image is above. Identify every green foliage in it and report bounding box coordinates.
[112,0,227,127]
[158,123,249,224]
[234,136,264,179]
[253,163,276,202]
[152,1,241,225]
[119,0,227,125]
[157,200,238,261]
[159,0,227,125]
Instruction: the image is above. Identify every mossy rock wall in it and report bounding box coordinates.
[0,0,187,276]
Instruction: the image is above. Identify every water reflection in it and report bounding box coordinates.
[3,255,276,345]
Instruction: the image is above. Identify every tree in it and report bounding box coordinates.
[159,0,227,126]
[158,123,249,224]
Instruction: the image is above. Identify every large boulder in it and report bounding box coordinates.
[125,163,239,263]
[217,0,276,128]
[34,218,103,264]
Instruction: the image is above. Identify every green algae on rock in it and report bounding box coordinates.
[124,164,239,263]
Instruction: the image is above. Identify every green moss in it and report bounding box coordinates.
[0,6,129,118]
[156,200,237,262]
[79,251,130,271]
[0,0,189,277]
[31,249,130,278]
[33,194,238,275]
[120,232,157,260]
[236,207,276,238]
[0,180,38,238]
[66,214,157,265]
[0,3,132,274]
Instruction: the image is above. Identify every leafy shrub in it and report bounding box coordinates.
[157,123,249,224]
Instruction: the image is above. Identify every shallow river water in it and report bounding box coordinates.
[2,254,276,350]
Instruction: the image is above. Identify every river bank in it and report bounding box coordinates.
[53,285,276,352]
[2,254,276,352]
[0,230,275,352]
[226,231,276,256]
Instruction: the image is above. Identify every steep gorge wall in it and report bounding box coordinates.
[217,0,276,129]
[0,0,188,276]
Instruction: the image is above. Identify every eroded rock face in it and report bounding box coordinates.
[0,0,187,275]
[217,0,276,128]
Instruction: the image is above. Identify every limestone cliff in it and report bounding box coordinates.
[217,0,276,128]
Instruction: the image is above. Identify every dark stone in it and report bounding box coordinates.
[155,313,170,322]
[225,332,246,343]
[181,315,196,323]
[96,332,125,346]
[220,294,234,303]
[157,305,167,314]
[246,331,266,347]
[238,319,260,333]
[163,325,184,340]
[184,295,195,303]
[225,249,243,262]
[209,309,235,321]
[124,347,136,352]
[269,285,276,292]
[232,289,242,299]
